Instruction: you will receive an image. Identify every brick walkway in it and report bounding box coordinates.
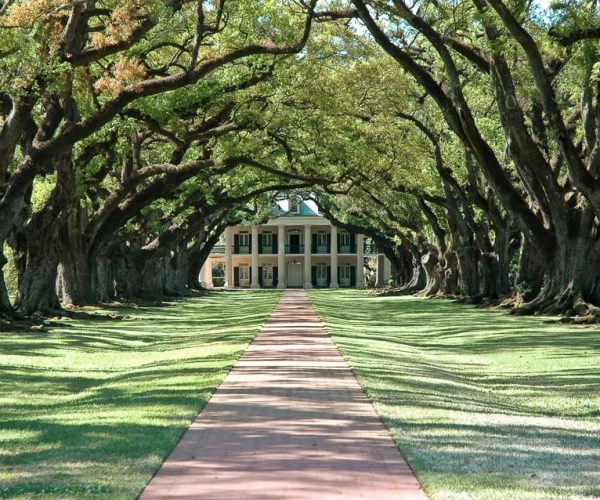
[140,289,425,499]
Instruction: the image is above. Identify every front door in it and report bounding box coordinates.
[287,261,303,287]
[340,264,351,287]
[239,265,250,287]
[262,265,274,287]
[316,264,328,287]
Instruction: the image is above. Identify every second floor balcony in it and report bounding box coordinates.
[224,233,377,256]
[312,243,331,254]
[259,244,276,254]
[339,243,357,254]
[285,244,304,254]
[233,244,251,254]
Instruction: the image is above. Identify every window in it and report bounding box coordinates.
[340,265,351,280]
[263,265,273,280]
[316,265,328,279]
[239,233,250,246]
[239,265,250,281]
[262,232,273,246]
[237,232,250,254]
[340,231,350,246]
[316,264,328,287]
[289,197,299,213]
[317,232,328,246]
[340,264,351,286]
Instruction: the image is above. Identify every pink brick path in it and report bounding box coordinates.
[140,289,426,499]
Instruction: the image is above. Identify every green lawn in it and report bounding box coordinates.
[0,290,281,499]
[309,289,600,500]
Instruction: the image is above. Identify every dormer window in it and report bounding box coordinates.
[289,195,301,214]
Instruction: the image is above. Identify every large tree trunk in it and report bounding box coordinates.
[0,250,14,318]
[399,245,426,292]
[187,246,204,290]
[13,188,64,315]
[441,250,459,295]
[57,208,93,305]
[456,243,481,299]
[91,255,114,303]
[516,209,600,319]
[14,239,61,315]
[163,250,189,296]
[479,252,501,299]
[516,235,545,301]
[419,251,442,296]
[521,241,600,317]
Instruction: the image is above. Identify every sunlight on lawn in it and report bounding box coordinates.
[309,290,600,500]
[0,290,281,499]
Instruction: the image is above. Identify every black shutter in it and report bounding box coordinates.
[350,233,356,253]
[273,266,278,287]
[338,266,341,287]
[248,235,252,253]
[350,266,356,287]
[312,234,317,253]
[273,234,278,254]
[249,267,252,286]
[258,267,263,286]
[327,233,331,253]
[258,234,263,254]
[327,266,331,287]
[234,234,240,253]
[311,266,317,287]
[234,267,240,287]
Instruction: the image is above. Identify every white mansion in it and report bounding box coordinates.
[202,199,392,289]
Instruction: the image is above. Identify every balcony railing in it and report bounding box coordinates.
[339,244,357,254]
[312,244,330,254]
[219,242,377,255]
[259,245,276,254]
[233,245,251,254]
[211,244,226,254]
[285,244,304,254]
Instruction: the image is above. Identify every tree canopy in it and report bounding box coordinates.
[1,0,600,322]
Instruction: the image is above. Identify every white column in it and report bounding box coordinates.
[277,225,286,289]
[225,227,233,288]
[375,254,386,287]
[202,259,213,288]
[304,224,312,289]
[383,255,392,284]
[330,225,339,288]
[356,234,365,288]
[251,226,259,289]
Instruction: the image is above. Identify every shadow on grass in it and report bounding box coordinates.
[309,289,600,499]
[0,290,282,499]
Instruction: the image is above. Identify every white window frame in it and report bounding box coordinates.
[340,231,351,246]
[263,264,274,281]
[239,232,250,246]
[262,232,273,246]
[316,263,328,286]
[340,264,351,285]
[239,264,250,282]
[316,264,328,279]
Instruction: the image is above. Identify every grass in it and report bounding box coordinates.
[308,289,600,500]
[0,290,281,499]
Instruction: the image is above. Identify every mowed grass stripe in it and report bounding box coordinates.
[0,290,282,499]
[309,289,600,500]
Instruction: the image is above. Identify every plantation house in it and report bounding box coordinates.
[203,198,391,289]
